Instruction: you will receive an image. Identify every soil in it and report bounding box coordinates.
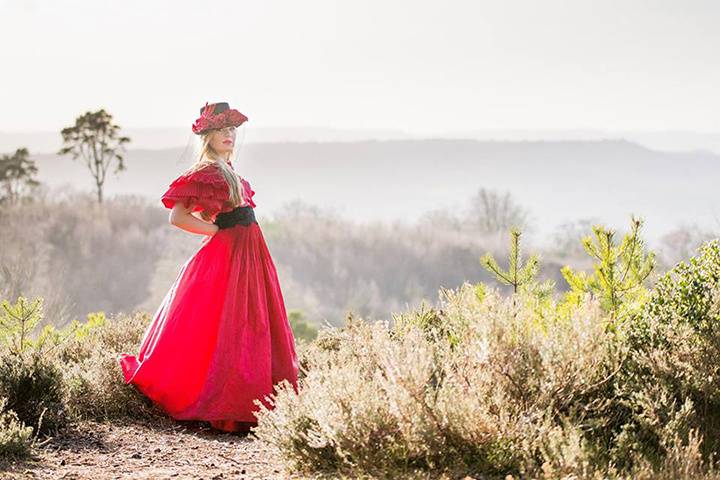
[0,418,308,480]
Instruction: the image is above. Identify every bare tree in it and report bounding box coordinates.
[467,188,531,234]
[58,109,131,203]
[550,218,601,257]
[656,224,718,270]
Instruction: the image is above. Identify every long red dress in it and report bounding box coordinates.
[119,160,299,433]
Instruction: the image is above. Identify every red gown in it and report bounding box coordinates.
[119,160,299,433]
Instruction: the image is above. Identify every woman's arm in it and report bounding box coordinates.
[169,203,219,236]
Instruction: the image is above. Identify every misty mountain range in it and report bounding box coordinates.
[3,127,720,155]
[19,135,719,248]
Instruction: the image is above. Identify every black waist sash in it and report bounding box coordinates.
[213,205,257,229]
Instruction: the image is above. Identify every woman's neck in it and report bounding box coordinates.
[209,153,231,165]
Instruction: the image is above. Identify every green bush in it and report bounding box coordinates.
[288,310,319,343]
[0,296,159,431]
[616,239,720,464]
[635,239,720,342]
[0,353,66,435]
[0,397,33,459]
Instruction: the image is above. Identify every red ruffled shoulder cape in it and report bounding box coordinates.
[160,162,256,217]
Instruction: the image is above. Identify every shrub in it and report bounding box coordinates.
[253,284,623,478]
[0,353,66,435]
[60,311,160,422]
[253,233,720,479]
[635,239,720,342]
[617,239,720,464]
[0,295,159,428]
[0,396,33,459]
[0,296,68,436]
[288,310,319,343]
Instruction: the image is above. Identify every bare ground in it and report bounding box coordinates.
[0,418,307,480]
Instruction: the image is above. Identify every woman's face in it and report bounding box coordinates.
[208,126,237,157]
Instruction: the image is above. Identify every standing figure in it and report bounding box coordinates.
[119,101,299,433]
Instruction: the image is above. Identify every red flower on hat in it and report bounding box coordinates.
[192,102,249,134]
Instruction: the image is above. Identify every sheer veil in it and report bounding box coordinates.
[173,119,249,175]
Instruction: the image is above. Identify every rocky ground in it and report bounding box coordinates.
[0,419,306,480]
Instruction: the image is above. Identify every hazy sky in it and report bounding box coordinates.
[1,0,718,134]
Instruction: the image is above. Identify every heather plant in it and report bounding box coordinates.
[0,297,68,435]
[253,283,626,478]
[0,396,33,458]
[253,226,720,479]
[60,310,159,421]
[0,353,66,437]
[0,219,716,477]
[0,294,158,452]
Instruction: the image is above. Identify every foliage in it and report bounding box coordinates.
[480,227,540,294]
[0,197,166,325]
[254,284,624,478]
[288,310,319,343]
[0,353,66,436]
[60,311,159,421]
[479,227,555,326]
[0,397,33,459]
[0,295,158,459]
[58,108,131,203]
[0,296,44,355]
[561,216,655,319]
[253,226,720,479]
[0,296,74,358]
[391,297,467,349]
[0,147,40,206]
[638,238,720,339]
[0,297,68,435]
[615,239,720,463]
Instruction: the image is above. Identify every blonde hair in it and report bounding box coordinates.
[186,130,246,221]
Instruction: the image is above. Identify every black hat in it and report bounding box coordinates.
[200,102,229,115]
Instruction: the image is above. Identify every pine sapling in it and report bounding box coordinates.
[0,296,43,356]
[561,215,655,319]
[480,227,540,294]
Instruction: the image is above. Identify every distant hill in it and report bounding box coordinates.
[3,126,720,155]
[0,126,417,155]
[27,138,719,247]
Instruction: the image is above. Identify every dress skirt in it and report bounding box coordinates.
[119,220,299,431]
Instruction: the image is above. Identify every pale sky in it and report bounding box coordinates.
[1,0,718,134]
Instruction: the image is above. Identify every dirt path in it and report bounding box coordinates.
[0,419,307,479]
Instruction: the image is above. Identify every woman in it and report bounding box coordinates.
[119,101,299,433]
